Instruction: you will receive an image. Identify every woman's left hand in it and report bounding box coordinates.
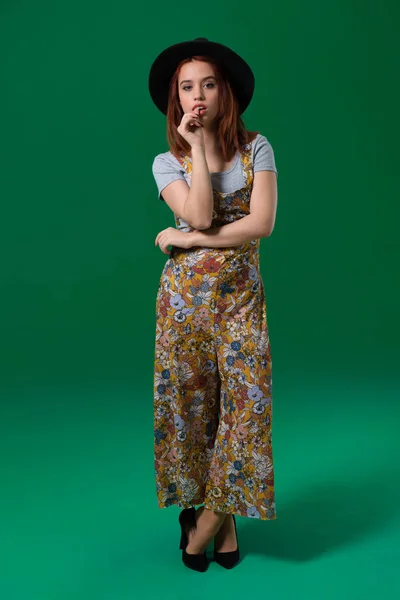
[154,227,197,255]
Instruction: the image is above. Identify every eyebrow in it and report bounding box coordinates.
[179,76,216,85]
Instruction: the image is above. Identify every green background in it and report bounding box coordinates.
[1,1,399,598]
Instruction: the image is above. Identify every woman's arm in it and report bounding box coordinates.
[183,145,214,230]
[189,213,268,247]
[188,170,278,247]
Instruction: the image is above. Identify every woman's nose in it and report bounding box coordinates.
[194,87,205,101]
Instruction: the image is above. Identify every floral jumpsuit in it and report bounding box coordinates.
[153,141,276,520]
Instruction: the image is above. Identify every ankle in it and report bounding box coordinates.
[198,509,226,533]
[215,513,231,534]
[195,505,205,525]
[186,509,226,555]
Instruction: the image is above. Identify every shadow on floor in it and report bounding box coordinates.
[238,469,400,562]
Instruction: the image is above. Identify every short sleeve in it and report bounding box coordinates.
[252,135,278,178]
[152,153,187,201]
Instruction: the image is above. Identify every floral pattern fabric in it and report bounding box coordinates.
[153,142,276,520]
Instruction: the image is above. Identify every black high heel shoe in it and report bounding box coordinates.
[214,514,240,569]
[178,507,209,572]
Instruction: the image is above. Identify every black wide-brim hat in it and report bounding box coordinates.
[149,37,255,116]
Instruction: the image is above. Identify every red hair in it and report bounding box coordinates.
[166,56,258,162]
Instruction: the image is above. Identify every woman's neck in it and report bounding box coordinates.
[202,127,221,156]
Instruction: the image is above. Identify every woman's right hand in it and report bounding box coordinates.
[177,111,204,148]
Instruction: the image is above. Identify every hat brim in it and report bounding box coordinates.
[148,39,255,116]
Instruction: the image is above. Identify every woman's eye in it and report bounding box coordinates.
[182,82,215,91]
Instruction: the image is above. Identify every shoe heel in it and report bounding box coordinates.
[178,508,190,549]
[178,507,209,572]
[179,529,186,550]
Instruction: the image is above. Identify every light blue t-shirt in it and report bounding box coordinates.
[152,133,278,201]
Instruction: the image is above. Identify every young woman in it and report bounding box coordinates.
[149,37,278,572]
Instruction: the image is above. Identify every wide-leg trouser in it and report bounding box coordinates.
[153,245,275,520]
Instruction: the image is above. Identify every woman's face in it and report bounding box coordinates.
[177,60,219,127]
